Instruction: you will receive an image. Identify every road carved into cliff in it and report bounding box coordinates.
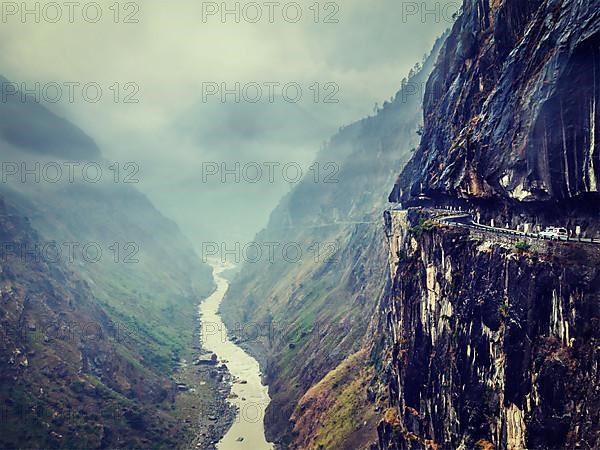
[392,206,600,245]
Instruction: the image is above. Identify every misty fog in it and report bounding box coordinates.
[0,0,453,249]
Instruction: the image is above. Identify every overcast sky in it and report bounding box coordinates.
[0,0,456,248]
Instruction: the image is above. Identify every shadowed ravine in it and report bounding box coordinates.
[199,262,273,450]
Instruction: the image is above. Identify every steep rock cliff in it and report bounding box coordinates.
[380,2,600,448]
[377,209,599,449]
[392,0,600,230]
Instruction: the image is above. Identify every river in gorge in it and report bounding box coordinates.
[199,261,273,450]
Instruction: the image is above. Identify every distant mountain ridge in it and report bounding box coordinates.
[0,75,100,160]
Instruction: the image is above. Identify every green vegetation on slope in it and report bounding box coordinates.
[291,350,378,450]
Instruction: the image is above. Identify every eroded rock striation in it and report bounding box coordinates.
[379,1,600,449]
[377,209,599,449]
[391,0,600,229]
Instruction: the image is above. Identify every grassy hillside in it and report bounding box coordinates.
[291,350,378,450]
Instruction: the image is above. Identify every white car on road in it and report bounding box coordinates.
[538,227,568,240]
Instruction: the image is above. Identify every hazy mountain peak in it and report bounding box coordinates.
[0,75,100,160]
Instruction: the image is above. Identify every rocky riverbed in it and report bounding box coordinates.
[172,335,236,449]
[199,261,273,450]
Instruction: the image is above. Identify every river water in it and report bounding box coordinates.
[199,261,273,450]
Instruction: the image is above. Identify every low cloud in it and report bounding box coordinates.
[0,0,452,248]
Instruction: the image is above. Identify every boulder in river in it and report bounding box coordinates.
[194,353,218,366]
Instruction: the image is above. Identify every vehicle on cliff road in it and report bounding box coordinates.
[538,227,568,240]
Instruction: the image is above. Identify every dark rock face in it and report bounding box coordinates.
[393,0,600,207]
[377,210,599,449]
[379,2,600,449]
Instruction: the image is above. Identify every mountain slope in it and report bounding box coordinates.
[220,36,446,448]
[0,81,219,448]
[0,195,186,448]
